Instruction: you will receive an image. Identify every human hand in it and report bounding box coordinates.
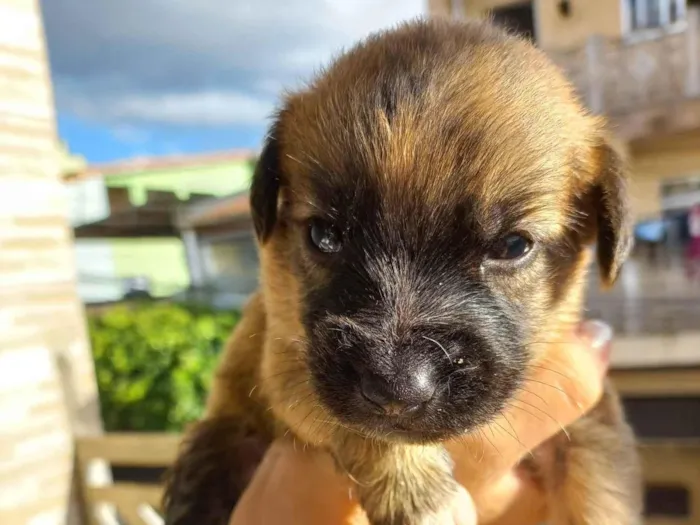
[448,319,612,524]
[229,320,612,525]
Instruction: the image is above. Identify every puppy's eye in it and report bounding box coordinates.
[309,219,343,254]
[488,233,533,261]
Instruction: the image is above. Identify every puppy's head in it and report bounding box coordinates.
[252,19,631,444]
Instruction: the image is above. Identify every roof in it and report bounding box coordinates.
[175,192,251,230]
[72,187,198,238]
[64,149,257,182]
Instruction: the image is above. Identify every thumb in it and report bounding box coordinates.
[577,319,613,377]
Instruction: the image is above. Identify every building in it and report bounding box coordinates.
[428,2,700,523]
[0,0,101,522]
[430,0,700,224]
[174,191,259,309]
[64,150,256,304]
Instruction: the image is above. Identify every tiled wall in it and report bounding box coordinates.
[0,0,101,523]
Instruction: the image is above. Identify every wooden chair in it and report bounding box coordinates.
[75,433,181,525]
[75,434,700,524]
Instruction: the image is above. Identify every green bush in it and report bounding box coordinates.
[88,301,239,432]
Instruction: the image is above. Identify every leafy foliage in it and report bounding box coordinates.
[88,301,239,432]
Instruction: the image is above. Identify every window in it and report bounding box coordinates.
[201,233,260,293]
[491,2,537,41]
[645,485,691,518]
[627,0,687,31]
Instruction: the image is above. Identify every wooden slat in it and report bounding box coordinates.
[611,368,700,397]
[73,434,700,524]
[87,484,163,509]
[87,484,163,525]
[76,433,182,467]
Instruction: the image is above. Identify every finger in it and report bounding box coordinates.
[523,318,612,429]
[230,440,362,525]
[476,471,548,525]
[448,320,613,484]
[577,319,613,376]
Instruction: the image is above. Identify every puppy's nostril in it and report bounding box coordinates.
[360,374,392,408]
[360,369,436,416]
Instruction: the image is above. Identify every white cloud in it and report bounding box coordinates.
[42,0,426,129]
[110,91,276,126]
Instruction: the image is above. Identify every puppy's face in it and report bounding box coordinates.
[252,20,631,443]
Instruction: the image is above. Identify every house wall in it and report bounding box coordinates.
[74,238,190,303]
[451,0,624,50]
[200,233,259,289]
[629,129,700,218]
[429,1,684,221]
[67,160,254,303]
[535,0,623,50]
[73,240,122,303]
[110,238,189,297]
[0,0,101,524]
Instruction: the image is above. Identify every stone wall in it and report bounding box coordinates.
[0,0,101,523]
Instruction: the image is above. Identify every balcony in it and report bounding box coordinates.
[586,252,700,370]
[549,8,700,141]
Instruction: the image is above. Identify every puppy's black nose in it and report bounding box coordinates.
[360,367,436,416]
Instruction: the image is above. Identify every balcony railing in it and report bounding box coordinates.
[586,295,700,336]
[549,8,700,138]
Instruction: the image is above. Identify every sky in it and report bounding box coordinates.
[41,0,427,164]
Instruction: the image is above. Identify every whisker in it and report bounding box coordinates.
[479,427,503,460]
[515,398,571,441]
[526,378,576,403]
[527,363,574,381]
[493,420,532,458]
[508,402,545,423]
[296,404,319,435]
[287,390,316,411]
[519,386,550,408]
[501,412,521,447]
[423,336,452,364]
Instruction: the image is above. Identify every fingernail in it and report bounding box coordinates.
[580,319,613,352]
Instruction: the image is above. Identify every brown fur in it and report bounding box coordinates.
[163,18,642,525]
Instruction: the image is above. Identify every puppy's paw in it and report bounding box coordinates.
[417,485,475,525]
[366,482,473,525]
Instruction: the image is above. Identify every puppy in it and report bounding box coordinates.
[163,18,642,525]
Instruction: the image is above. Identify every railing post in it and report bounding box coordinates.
[585,35,605,114]
[686,7,700,97]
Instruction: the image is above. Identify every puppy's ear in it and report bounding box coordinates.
[591,136,633,288]
[250,120,283,242]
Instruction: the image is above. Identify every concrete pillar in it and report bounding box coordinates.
[182,229,206,287]
[0,0,102,523]
[584,34,605,114]
[686,7,700,97]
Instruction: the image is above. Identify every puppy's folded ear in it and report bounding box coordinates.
[591,136,633,288]
[250,119,283,242]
